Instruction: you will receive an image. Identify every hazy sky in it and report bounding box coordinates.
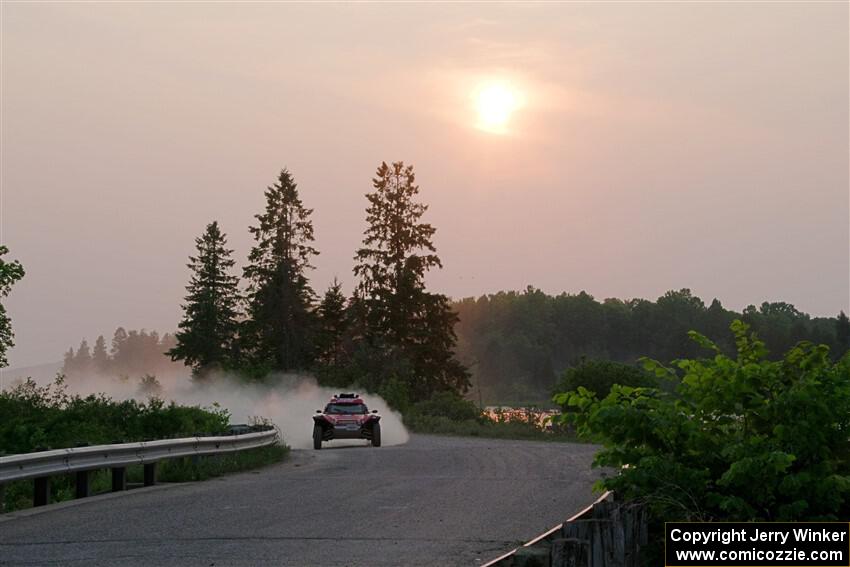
[2,2,848,369]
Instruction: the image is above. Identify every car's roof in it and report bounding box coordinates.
[329,393,365,404]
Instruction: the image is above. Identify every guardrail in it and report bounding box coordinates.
[483,491,627,567]
[0,427,278,510]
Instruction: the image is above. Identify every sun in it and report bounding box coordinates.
[474,83,519,134]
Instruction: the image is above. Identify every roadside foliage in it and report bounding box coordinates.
[555,320,850,523]
[0,376,229,456]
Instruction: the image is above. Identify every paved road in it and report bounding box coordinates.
[0,435,601,566]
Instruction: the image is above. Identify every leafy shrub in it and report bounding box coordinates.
[376,376,413,414]
[555,320,850,523]
[554,359,656,400]
[410,390,483,422]
[1,376,287,513]
[0,375,229,455]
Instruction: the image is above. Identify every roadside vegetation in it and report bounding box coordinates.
[2,444,287,513]
[5,161,850,522]
[555,320,850,561]
[0,377,287,513]
[402,391,576,442]
[48,163,848,439]
[455,287,850,404]
[0,376,230,455]
[0,245,26,369]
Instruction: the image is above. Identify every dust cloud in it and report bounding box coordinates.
[56,372,410,450]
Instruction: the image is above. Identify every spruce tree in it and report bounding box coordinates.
[168,221,241,378]
[92,335,109,372]
[75,340,93,375]
[110,327,129,376]
[62,347,76,375]
[316,278,349,373]
[111,327,128,356]
[243,169,318,372]
[353,161,469,399]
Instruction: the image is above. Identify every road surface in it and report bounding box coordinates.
[0,435,601,566]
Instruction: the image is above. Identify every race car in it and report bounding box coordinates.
[312,393,381,449]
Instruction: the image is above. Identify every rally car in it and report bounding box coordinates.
[312,393,381,449]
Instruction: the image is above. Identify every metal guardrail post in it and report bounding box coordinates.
[75,470,91,498]
[143,463,157,486]
[33,477,49,507]
[112,467,127,492]
[0,484,5,513]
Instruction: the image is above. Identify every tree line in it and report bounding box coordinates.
[40,162,850,409]
[453,286,850,403]
[61,328,181,380]
[167,162,468,407]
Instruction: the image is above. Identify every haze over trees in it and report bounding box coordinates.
[453,287,850,403]
[153,163,468,407]
[47,164,848,411]
[62,329,181,381]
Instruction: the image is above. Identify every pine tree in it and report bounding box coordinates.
[353,161,470,399]
[243,169,318,372]
[316,278,349,372]
[168,221,242,378]
[0,245,25,368]
[92,335,109,372]
[109,327,130,376]
[75,339,93,375]
[62,347,76,375]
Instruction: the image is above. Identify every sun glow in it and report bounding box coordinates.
[474,83,519,134]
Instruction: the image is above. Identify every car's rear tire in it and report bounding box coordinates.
[371,422,381,447]
[313,425,322,450]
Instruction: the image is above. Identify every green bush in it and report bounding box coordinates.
[554,359,656,400]
[376,376,413,414]
[1,377,287,513]
[409,390,483,422]
[555,320,850,523]
[0,376,229,455]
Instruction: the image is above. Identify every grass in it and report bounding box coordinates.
[155,444,289,482]
[1,443,289,513]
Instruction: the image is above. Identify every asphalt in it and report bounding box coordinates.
[0,434,601,567]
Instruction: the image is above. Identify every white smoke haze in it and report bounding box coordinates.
[33,371,410,450]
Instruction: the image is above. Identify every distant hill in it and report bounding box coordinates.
[1,361,63,387]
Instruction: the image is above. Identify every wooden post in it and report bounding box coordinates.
[551,538,589,567]
[513,545,550,567]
